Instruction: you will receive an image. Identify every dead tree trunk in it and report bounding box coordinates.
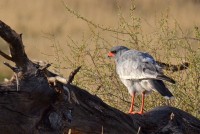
[0,20,199,134]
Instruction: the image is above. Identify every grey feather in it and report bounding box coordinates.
[156,75,176,84]
[148,80,174,99]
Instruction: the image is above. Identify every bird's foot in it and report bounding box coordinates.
[135,111,143,115]
[128,111,143,115]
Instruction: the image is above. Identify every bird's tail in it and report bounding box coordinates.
[149,80,174,99]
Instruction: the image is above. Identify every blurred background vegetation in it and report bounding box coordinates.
[0,0,199,118]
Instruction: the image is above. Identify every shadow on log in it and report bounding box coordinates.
[0,20,199,134]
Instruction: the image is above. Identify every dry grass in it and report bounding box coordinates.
[0,0,200,118]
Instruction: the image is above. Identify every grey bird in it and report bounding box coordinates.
[108,46,175,114]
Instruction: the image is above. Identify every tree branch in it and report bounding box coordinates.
[156,61,189,72]
[0,20,28,67]
[67,66,81,85]
[0,50,13,61]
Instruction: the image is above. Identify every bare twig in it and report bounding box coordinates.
[0,50,13,61]
[3,62,22,73]
[156,61,189,72]
[63,2,130,35]
[137,127,141,134]
[3,62,22,91]
[40,63,51,70]
[67,66,81,85]
[168,36,200,42]
[35,63,52,77]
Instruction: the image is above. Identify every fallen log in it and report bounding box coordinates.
[0,20,199,134]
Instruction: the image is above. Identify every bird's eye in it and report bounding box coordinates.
[111,50,116,54]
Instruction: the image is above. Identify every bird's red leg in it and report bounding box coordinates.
[129,92,135,114]
[138,92,145,114]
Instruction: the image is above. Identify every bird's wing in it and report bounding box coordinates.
[116,50,175,84]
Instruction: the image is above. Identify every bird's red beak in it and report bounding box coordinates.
[108,52,115,57]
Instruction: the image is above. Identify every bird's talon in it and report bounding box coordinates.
[128,111,143,115]
[129,112,135,114]
[136,111,143,115]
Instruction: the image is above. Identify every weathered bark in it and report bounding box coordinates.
[0,20,199,134]
[0,20,56,134]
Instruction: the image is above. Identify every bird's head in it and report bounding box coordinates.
[108,46,129,58]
